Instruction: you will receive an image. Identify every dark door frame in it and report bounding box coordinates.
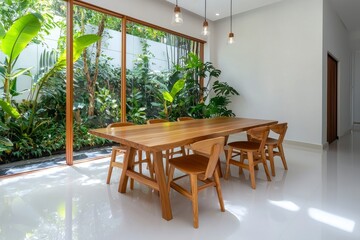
[327,53,338,144]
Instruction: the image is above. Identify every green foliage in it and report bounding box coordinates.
[0,0,59,44]
[0,13,42,61]
[26,34,100,135]
[0,99,20,119]
[95,87,120,125]
[0,121,13,156]
[0,13,42,123]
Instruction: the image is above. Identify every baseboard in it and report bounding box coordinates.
[353,122,360,131]
[283,140,323,150]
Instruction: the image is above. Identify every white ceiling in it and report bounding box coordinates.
[166,0,360,33]
[166,0,285,21]
[329,0,360,32]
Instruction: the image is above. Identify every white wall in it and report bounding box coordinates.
[212,0,323,145]
[323,0,352,141]
[83,0,209,52]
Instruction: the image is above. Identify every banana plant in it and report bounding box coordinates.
[0,13,42,123]
[161,78,185,120]
[26,34,101,134]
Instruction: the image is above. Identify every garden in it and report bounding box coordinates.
[0,0,239,164]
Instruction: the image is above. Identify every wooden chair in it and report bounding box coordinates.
[177,116,195,155]
[225,126,272,189]
[168,137,225,228]
[106,122,153,188]
[266,123,288,176]
[147,119,185,173]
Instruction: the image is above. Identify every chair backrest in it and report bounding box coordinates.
[270,123,288,144]
[190,137,225,179]
[247,126,270,152]
[107,122,134,129]
[147,119,169,124]
[177,117,194,122]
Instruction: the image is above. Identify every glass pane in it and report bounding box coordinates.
[125,21,199,123]
[0,0,67,164]
[72,6,122,152]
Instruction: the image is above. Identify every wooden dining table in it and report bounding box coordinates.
[89,117,277,221]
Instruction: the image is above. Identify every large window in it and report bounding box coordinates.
[71,5,122,151]
[126,21,200,123]
[0,0,68,161]
[0,0,204,165]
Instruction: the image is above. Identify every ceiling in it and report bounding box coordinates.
[328,0,360,32]
[166,0,360,33]
[166,0,285,21]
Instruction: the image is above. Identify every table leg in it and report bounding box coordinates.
[118,146,136,193]
[153,151,173,221]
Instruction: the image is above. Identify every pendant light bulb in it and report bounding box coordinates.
[201,20,210,36]
[172,0,183,26]
[228,32,235,44]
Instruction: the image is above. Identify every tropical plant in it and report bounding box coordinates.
[0,121,13,160]
[0,0,59,44]
[26,34,101,135]
[0,13,42,123]
[160,52,239,119]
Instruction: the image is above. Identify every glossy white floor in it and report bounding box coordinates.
[1,132,359,240]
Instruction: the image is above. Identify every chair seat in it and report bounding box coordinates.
[228,141,260,152]
[169,155,209,174]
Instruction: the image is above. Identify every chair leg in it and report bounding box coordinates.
[168,165,175,193]
[268,145,276,176]
[225,147,233,179]
[190,174,199,228]
[216,160,223,178]
[137,150,143,174]
[165,150,170,175]
[213,168,225,212]
[239,152,245,175]
[145,151,154,179]
[247,152,256,189]
[278,144,288,170]
[261,150,271,181]
[181,146,186,156]
[106,149,117,184]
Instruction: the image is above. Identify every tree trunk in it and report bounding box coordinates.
[84,14,107,116]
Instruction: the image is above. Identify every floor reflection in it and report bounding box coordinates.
[0,132,359,239]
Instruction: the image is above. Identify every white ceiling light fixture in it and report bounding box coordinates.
[201,0,210,36]
[172,0,183,26]
[228,0,235,44]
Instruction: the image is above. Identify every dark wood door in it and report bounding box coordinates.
[327,54,338,144]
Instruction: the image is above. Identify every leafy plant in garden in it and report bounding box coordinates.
[26,34,101,135]
[0,13,42,123]
[0,0,59,44]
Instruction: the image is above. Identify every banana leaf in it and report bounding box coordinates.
[0,13,41,62]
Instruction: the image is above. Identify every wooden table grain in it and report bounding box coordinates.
[89,117,277,221]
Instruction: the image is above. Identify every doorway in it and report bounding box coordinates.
[327,54,338,144]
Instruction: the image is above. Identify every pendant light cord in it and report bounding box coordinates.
[205,0,207,21]
[230,0,233,32]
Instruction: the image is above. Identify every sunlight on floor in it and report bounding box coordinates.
[308,208,356,233]
[268,200,300,212]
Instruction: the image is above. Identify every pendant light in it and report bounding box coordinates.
[228,0,235,44]
[172,0,183,26]
[201,0,210,36]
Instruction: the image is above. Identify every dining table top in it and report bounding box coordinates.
[89,117,278,152]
